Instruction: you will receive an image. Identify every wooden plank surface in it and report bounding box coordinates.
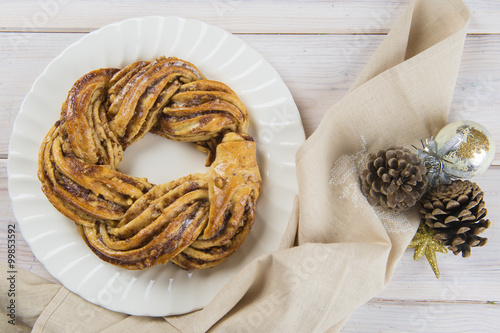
[345,300,499,332]
[0,0,499,34]
[2,33,500,164]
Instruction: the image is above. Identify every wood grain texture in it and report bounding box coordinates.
[0,0,499,34]
[344,300,499,332]
[1,33,499,164]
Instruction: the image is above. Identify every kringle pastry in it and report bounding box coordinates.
[38,57,261,270]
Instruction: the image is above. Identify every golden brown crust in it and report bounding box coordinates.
[37,57,261,270]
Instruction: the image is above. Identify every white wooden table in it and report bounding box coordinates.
[1,1,499,331]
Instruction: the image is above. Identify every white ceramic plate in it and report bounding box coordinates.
[8,16,305,316]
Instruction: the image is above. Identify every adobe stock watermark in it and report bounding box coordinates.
[8,0,71,53]
[212,0,240,18]
[94,272,133,307]
[407,277,466,332]
[457,74,497,118]
[62,274,131,332]
[233,245,330,332]
[342,2,403,62]
[256,104,297,144]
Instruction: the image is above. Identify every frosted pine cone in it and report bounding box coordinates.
[359,147,428,211]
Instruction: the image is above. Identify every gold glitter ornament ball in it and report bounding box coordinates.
[435,120,495,179]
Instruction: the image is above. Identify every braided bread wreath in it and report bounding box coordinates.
[37,56,262,271]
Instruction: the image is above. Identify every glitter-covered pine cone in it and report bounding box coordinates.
[359,147,428,211]
[420,180,491,258]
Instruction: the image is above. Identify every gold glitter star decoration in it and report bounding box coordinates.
[409,221,448,279]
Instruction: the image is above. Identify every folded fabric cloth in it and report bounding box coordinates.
[1,0,470,331]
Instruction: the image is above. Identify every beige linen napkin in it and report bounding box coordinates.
[1,0,470,331]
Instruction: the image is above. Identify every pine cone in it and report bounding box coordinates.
[359,147,428,211]
[420,180,491,258]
